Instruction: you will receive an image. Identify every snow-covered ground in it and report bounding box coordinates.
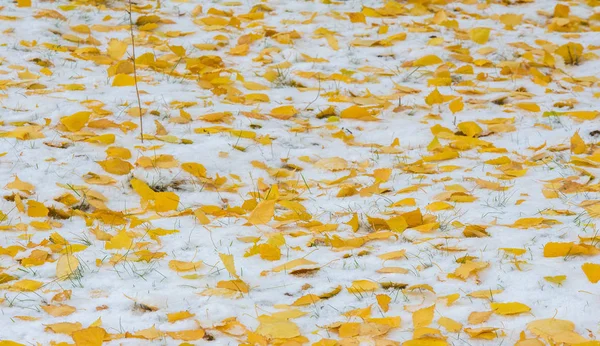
[0,0,599,344]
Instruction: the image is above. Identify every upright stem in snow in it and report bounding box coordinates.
[127,0,144,143]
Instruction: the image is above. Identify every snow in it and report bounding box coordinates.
[0,0,599,345]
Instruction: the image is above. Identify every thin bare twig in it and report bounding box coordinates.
[127,0,144,143]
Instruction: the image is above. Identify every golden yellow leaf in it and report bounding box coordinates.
[271,105,298,119]
[465,327,498,340]
[582,263,600,283]
[97,158,133,175]
[516,102,540,112]
[167,310,195,323]
[544,275,566,285]
[248,199,276,225]
[11,279,43,292]
[438,316,462,333]
[571,131,587,154]
[556,42,583,65]
[112,74,136,87]
[256,318,300,339]
[154,191,179,212]
[414,55,443,66]
[376,294,391,312]
[413,304,435,328]
[469,27,491,44]
[347,12,366,23]
[60,111,90,132]
[457,121,482,137]
[44,322,82,334]
[56,254,80,280]
[527,319,587,344]
[166,329,205,341]
[543,242,599,257]
[107,39,128,60]
[41,304,76,317]
[105,230,133,250]
[272,258,317,272]
[491,302,530,315]
[425,88,443,106]
[348,280,378,294]
[169,260,203,272]
[27,200,49,217]
[292,294,321,306]
[219,253,239,278]
[217,279,249,293]
[449,97,463,114]
[340,105,378,121]
[71,327,106,346]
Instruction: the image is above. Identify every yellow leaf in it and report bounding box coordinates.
[340,105,378,121]
[130,177,155,201]
[56,254,80,280]
[166,329,205,341]
[544,275,566,285]
[491,302,530,315]
[376,294,391,312]
[5,176,34,193]
[169,45,186,57]
[272,258,317,272]
[516,102,540,112]
[347,12,366,23]
[167,310,195,323]
[107,39,128,60]
[465,327,498,340]
[469,27,491,44]
[270,105,298,119]
[378,250,406,260]
[217,279,249,293]
[154,191,179,212]
[17,0,31,7]
[449,97,463,114]
[348,280,378,294]
[0,341,25,346]
[414,55,443,66]
[292,294,321,306]
[27,200,49,217]
[219,253,239,278]
[556,42,583,65]
[256,318,300,339]
[457,121,482,137]
[11,279,43,291]
[60,111,90,132]
[41,304,76,317]
[105,230,133,250]
[346,213,359,232]
[112,74,136,87]
[386,215,408,232]
[543,242,599,257]
[44,321,83,334]
[181,162,207,179]
[425,88,443,106]
[438,316,462,333]
[315,157,348,171]
[527,319,587,344]
[248,200,276,225]
[413,304,435,328]
[132,326,163,340]
[169,260,203,272]
[97,158,133,175]
[582,263,600,283]
[571,131,587,154]
[72,327,106,346]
